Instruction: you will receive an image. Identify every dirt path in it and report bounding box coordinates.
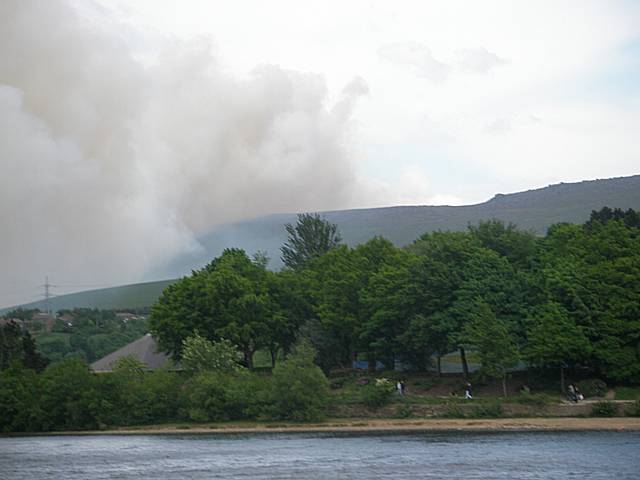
[20,417,640,436]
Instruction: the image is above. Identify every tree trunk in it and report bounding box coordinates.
[560,364,565,393]
[437,355,442,377]
[502,375,508,397]
[244,349,254,369]
[367,352,377,373]
[459,347,469,379]
[270,346,278,369]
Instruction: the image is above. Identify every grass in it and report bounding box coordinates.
[614,387,640,400]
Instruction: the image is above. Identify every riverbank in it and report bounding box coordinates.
[8,417,640,436]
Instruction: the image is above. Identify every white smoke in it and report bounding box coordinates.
[0,0,367,307]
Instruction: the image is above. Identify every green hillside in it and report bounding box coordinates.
[4,174,640,313]
[0,280,176,315]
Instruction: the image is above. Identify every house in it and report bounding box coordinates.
[32,313,56,332]
[90,334,176,372]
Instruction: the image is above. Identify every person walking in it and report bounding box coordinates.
[464,382,473,399]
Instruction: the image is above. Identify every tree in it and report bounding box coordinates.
[468,219,538,269]
[0,364,43,432]
[39,358,101,431]
[461,301,520,397]
[524,302,590,392]
[280,213,342,270]
[150,249,276,368]
[542,219,640,383]
[181,333,243,373]
[264,269,311,366]
[0,321,48,372]
[303,245,362,369]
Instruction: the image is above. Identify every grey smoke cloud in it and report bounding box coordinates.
[0,0,367,307]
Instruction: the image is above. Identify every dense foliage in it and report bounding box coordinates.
[151,208,640,385]
[21,308,149,363]
[0,321,48,371]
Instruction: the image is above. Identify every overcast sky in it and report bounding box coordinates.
[1,0,639,307]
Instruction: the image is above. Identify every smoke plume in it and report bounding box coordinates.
[0,0,367,307]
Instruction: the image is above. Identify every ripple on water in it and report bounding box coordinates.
[0,432,639,480]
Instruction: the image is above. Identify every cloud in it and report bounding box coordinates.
[0,0,367,306]
[483,118,512,135]
[378,42,507,81]
[453,47,509,74]
[378,42,450,82]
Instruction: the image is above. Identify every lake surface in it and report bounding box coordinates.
[1,431,639,479]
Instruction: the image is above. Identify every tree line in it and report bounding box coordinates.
[150,209,640,387]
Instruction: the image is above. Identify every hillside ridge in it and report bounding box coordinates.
[4,174,639,313]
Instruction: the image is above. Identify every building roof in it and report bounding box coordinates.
[90,334,175,372]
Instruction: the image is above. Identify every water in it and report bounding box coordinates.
[1,431,639,479]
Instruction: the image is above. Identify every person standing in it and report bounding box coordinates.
[568,384,578,403]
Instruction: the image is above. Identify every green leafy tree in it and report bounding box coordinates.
[150,249,275,368]
[524,302,590,392]
[39,358,101,431]
[0,321,48,371]
[303,245,362,369]
[461,301,520,397]
[181,333,243,373]
[0,364,44,432]
[358,241,416,370]
[281,213,342,270]
[468,219,538,269]
[264,269,311,366]
[542,219,640,382]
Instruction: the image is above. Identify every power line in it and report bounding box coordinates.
[44,276,50,315]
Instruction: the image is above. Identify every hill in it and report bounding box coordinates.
[0,280,176,315]
[158,174,640,275]
[4,174,640,313]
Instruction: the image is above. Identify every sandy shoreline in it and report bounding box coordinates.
[8,417,640,436]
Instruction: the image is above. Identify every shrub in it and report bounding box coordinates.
[185,370,269,423]
[39,357,101,431]
[628,400,640,417]
[0,364,44,432]
[591,401,617,417]
[184,371,231,422]
[270,342,330,421]
[181,334,243,373]
[362,378,396,409]
[578,379,607,398]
